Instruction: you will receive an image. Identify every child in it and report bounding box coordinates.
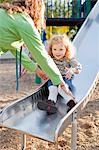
[37,34,82,114]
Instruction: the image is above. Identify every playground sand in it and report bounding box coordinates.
[0,60,99,150]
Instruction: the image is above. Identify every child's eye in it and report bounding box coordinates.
[53,49,56,51]
[60,49,63,51]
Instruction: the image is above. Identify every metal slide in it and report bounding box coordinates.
[0,1,99,144]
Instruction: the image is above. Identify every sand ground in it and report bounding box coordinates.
[0,60,99,150]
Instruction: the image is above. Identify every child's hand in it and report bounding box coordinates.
[65,67,74,80]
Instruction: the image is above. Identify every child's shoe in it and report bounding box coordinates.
[37,100,57,115]
[67,99,77,112]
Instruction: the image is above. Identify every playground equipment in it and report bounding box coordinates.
[0,1,99,150]
[46,0,94,26]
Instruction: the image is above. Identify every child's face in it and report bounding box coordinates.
[52,43,66,60]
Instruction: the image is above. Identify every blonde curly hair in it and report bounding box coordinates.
[0,0,45,31]
[48,34,76,61]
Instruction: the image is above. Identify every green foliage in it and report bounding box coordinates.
[0,0,12,3]
[45,0,73,18]
[67,26,78,40]
[0,0,4,2]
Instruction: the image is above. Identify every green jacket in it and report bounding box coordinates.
[0,8,63,85]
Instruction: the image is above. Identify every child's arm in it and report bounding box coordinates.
[65,58,82,80]
[69,58,82,74]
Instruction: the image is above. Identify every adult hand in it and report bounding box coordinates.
[59,81,75,99]
[35,67,48,80]
[18,67,27,79]
[22,68,27,76]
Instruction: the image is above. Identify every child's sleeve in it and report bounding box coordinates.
[70,58,82,73]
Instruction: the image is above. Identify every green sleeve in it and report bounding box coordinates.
[10,48,37,72]
[0,47,37,72]
[17,21,63,85]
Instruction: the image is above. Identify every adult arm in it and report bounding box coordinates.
[10,48,37,72]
